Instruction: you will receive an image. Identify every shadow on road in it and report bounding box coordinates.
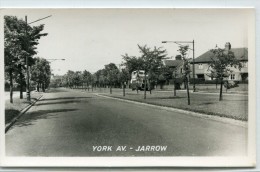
[149,96,185,100]
[36,100,89,106]
[45,89,68,93]
[39,97,92,101]
[198,102,215,105]
[10,109,78,129]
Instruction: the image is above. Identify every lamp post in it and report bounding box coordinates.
[162,40,196,92]
[46,58,65,62]
[25,15,52,101]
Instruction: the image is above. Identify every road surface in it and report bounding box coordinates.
[5,88,247,156]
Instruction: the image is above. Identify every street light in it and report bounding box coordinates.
[162,40,196,92]
[25,15,52,101]
[46,58,66,62]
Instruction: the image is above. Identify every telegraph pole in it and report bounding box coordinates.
[25,15,52,101]
[192,40,195,92]
[25,16,31,101]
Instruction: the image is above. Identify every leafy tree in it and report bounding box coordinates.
[66,70,75,88]
[104,63,119,94]
[209,47,242,101]
[4,15,47,102]
[82,70,92,91]
[72,71,83,88]
[137,45,167,99]
[118,68,130,96]
[30,57,51,92]
[4,17,21,103]
[122,54,143,74]
[178,45,191,105]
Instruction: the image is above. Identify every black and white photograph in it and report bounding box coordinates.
[0,8,256,167]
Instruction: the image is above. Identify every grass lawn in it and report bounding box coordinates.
[99,89,248,121]
[154,84,248,93]
[5,91,43,125]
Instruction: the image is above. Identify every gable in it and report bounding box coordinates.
[193,48,248,64]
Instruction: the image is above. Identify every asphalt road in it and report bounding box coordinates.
[5,88,247,156]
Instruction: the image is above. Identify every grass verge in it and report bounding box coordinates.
[99,90,248,121]
[5,92,43,124]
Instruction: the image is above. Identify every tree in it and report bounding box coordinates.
[137,45,167,99]
[104,63,119,94]
[118,68,130,96]
[30,57,51,92]
[82,70,92,91]
[4,17,21,103]
[66,70,75,88]
[122,54,143,74]
[72,71,83,88]
[208,47,241,101]
[4,16,47,102]
[178,45,191,105]
[122,54,144,93]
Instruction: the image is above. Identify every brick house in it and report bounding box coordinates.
[191,43,248,81]
[163,55,183,77]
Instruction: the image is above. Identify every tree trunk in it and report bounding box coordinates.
[186,77,190,105]
[110,84,112,94]
[37,83,40,92]
[9,70,13,103]
[144,72,147,99]
[19,69,23,99]
[173,82,176,97]
[219,78,223,101]
[123,82,125,96]
[92,84,93,92]
[42,82,45,92]
[149,80,152,94]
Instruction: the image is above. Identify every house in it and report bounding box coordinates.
[191,42,248,81]
[163,55,183,77]
[162,55,187,88]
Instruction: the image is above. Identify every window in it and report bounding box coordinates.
[198,64,203,69]
[230,74,235,80]
[197,74,205,79]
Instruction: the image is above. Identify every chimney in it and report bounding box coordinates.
[175,55,182,60]
[225,42,231,51]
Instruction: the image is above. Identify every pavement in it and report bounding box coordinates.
[5,91,26,100]
[5,88,248,156]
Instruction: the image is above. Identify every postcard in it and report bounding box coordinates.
[0,8,256,167]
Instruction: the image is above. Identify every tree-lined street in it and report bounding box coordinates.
[4,10,250,159]
[6,88,247,156]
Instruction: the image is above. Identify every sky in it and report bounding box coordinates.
[2,8,252,75]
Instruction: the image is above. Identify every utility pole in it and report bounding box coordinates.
[192,40,195,92]
[25,16,30,101]
[25,15,52,101]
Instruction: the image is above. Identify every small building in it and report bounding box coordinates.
[163,55,183,77]
[191,43,248,81]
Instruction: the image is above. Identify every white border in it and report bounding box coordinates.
[0,8,256,167]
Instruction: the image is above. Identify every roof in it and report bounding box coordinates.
[163,60,183,68]
[193,48,248,64]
